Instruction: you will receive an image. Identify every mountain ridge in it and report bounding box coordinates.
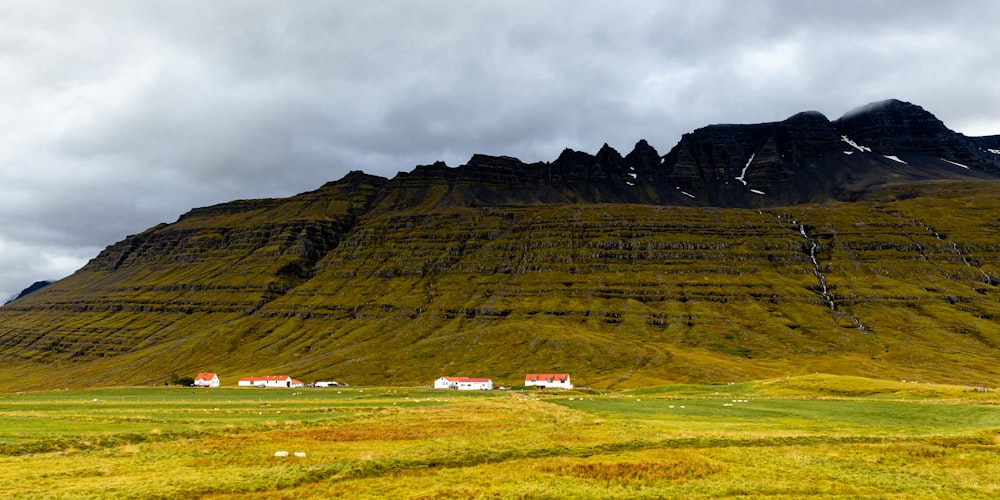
[357,99,1000,212]
[166,98,1000,218]
[2,99,1000,391]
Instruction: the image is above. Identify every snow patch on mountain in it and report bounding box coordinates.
[841,135,871,153]
[735,153,755,186]
[940,158,970,169]
[676,187,695,199]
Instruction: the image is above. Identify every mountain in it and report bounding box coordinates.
[4,281,52,304]
[373,99,999,210]
[2,99,1000,391]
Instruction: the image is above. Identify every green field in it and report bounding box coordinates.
[1,375,999,499]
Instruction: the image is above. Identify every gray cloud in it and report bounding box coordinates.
[2,0,999,299]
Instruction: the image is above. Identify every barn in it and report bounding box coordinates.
[435,376,493,390]
[238,375,301,388]
[457,378,493,391]
[525,373,573,389]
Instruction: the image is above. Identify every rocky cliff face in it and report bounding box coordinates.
[371,99,998,211]
[2,100,999,390]
[660,100,1000,204]
[835,99,996,171]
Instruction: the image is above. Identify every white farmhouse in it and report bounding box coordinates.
[434,376,461,389]
[435,376,493,390]
[525,373,573,389]
[238,375,303,388]
[193,372,220,388]
[457,378,493,390]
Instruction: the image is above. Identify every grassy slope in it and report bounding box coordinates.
[1,181,999,391]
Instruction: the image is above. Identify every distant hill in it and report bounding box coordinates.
[5,281,52,304]
[1,99,999,391]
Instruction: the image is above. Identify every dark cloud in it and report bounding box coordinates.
[2,0,999,299]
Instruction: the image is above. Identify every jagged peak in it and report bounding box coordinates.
[595,143,624,161]
[628,139,659,156]
[553,147,595,165]
[625,139,661,170]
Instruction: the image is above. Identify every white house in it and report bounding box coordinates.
[457,378,493,391]
[435,376,493,390]
[434,376,461,389]
[238,375,302,388]
[193,372,220,388]
[525,373,573,389]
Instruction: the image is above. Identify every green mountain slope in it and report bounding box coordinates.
[2,177,999,391]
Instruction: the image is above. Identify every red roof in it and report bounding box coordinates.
[239,375,291,382]
[195,372,217,381]
[459,378,491,383]
[525,373,569,382]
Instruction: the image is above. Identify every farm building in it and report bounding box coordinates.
[434,376,461,389]
[457,378,493,390]
[525,373,573,389]
[434,376,493,390]
[237,375,303,388]
[193,372,219,387]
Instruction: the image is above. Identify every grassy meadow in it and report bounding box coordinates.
[1,375,999,499]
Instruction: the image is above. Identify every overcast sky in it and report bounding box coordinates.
[2,1,999,300]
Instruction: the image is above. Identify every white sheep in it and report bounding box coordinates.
[293,451,307,458]
[274,451,289,458]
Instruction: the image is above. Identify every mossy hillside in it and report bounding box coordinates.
[1,182,999,391]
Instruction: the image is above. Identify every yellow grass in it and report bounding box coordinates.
[0,379,998,498]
